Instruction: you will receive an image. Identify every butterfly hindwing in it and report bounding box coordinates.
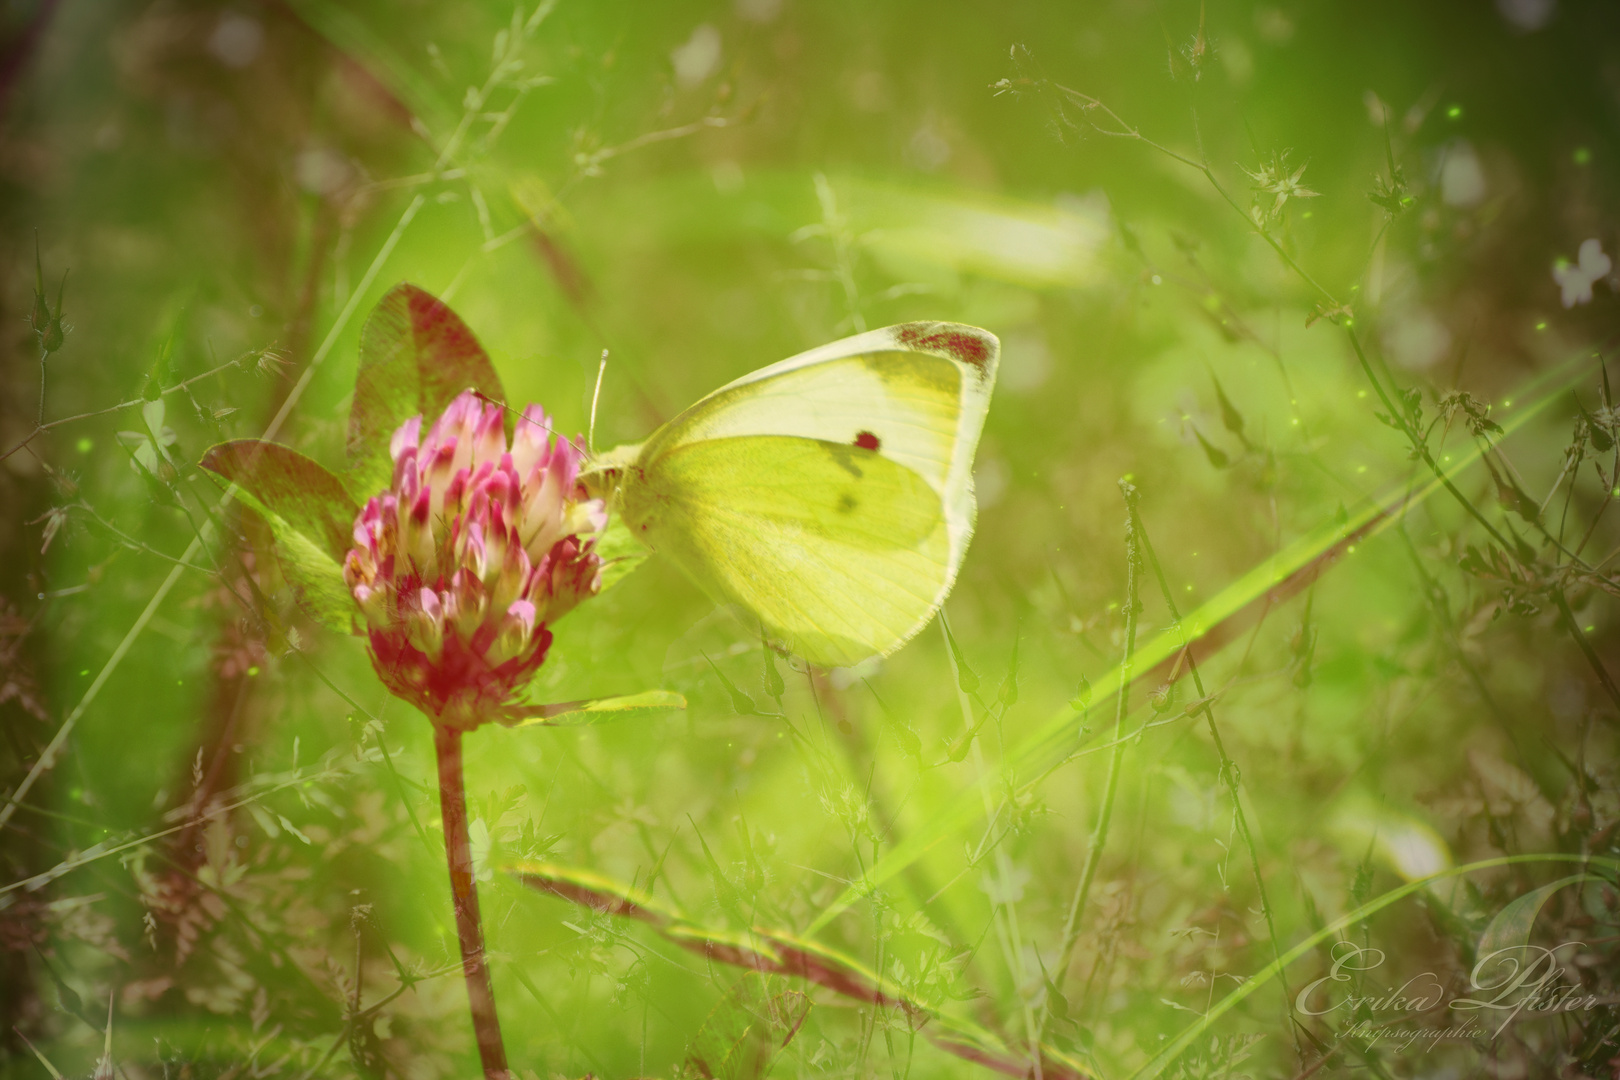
[613,322,998,667]
[626,436,949,667]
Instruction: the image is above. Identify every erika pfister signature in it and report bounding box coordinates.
[1295,940,1604,1045]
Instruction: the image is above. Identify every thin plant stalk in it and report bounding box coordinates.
[1343,332,1620,720]
[1133,507,1300,1061]
[434,725,510,1079]
[1052,478,1142,992]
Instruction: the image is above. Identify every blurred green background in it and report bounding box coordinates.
[2,0,1618,1076]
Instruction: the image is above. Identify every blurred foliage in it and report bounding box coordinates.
[2,0,1619,1077]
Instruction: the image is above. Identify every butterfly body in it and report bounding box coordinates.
[590,322,999,668]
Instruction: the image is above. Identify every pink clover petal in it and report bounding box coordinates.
[506,598,536,638]
[481,525,508,587]
[484,469,512,511]
[461,518,487,575]
[397,456,420,503]
[390,416,422,462]
[486,498,508,540]
[558,439,582,487]
[473,401,506,466]
[418,587,442,623]
[353,508,377,549]
[426,440,458,501]
[440,466,469,521]
[493,537,529,613]
[510,406,551,477]
[390,445,417,492]
[428,391,480,447]
[409,487,431,528]
[443,399,483,477]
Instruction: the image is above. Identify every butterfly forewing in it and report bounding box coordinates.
[644,353,959,493]
[619,322,998,667]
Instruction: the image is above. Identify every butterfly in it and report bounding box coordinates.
[587,322,1000,668]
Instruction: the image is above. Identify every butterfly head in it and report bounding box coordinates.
[580,441,643,504]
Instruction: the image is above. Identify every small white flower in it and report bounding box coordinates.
[671,24,721,88]
[1553,238,1612,308]
[979,864,1032,906]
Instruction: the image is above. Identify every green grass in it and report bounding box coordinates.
[3,1,1618,1077]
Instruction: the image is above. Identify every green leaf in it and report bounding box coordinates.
[1476,874,1603,960]
[265,528,359,634]
[511,861,1088,1079]
[199,440,360,634]
[13,1029,64,1080]
[347,283,508,499]
[1210,372,1245,438]
[940,617,979,694]
[1068,674,1092,713]
[201,441,358,561]
[761,643,786,700]
[501,689,686,728]
[1576,397,1613,453]
[1193,425,1230,469]
[705,654,761,716]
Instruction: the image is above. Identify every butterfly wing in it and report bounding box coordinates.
[618,322,998,667]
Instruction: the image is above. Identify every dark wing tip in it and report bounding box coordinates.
[892,322,999,375]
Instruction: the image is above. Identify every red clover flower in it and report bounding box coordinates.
[345,391,606,728]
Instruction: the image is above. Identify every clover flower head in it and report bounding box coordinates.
[343,390,606,728]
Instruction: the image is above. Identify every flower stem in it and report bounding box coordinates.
[433,725,510,1080]
[1051,478,1142,994]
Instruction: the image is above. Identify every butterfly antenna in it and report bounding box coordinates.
[471,390,561,441]
[588,348,609,455]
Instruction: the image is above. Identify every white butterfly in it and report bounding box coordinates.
[588,322,1000,668]
[1554,238,1612,308]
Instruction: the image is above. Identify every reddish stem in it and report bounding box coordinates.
[433,725,510,1079]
